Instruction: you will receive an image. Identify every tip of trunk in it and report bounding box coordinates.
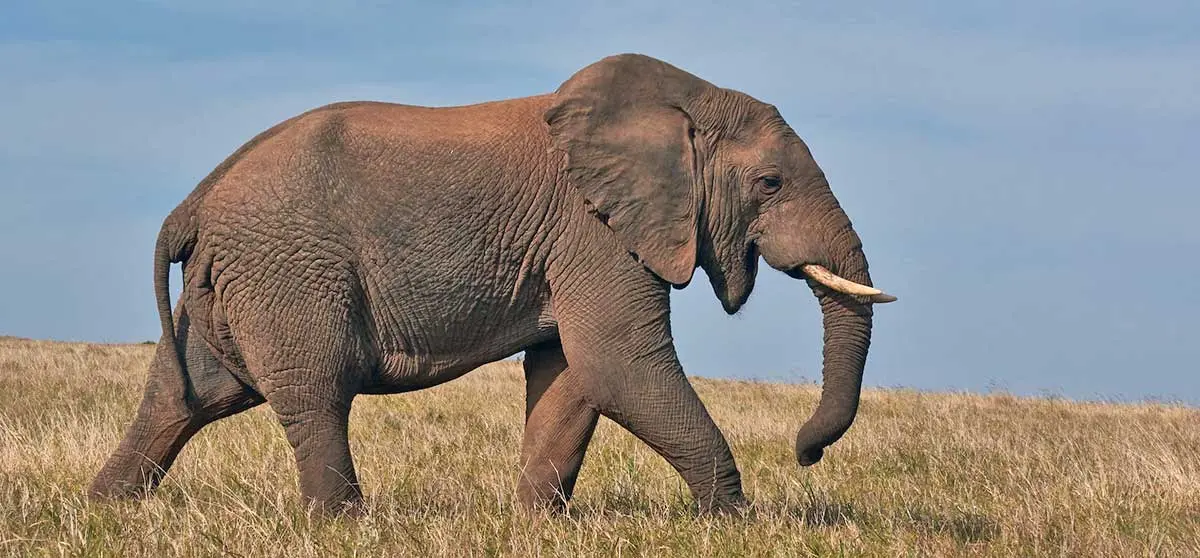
[794,400,857,468]
[796,445,824,466]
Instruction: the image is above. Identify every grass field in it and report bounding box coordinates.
[0,336,1197,556]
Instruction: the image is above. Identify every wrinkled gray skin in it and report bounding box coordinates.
[90,54,883,515]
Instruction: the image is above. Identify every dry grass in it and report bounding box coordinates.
[0,335,1197,557]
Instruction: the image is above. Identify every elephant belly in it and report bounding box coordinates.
[363,343,542,394]
[361,354,497,394]
[361,306,558,394]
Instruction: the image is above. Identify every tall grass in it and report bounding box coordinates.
[1,336,1196,556]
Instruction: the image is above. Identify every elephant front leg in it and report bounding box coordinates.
[519,342,600,512]
[554,286,747,514]
[590,358,746,514]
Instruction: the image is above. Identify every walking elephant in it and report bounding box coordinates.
[90,53,895,514]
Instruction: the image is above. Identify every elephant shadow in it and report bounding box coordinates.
[561,494,859,527]
[772,501,997,544]
[769,498,858,528]
[779,499,998,543]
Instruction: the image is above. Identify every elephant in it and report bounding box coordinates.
[89,53,895,515]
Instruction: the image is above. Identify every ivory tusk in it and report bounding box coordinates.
[801,264,897,303]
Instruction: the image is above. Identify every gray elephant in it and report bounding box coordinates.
[90,54,895,515]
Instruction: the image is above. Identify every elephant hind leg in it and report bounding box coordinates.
[229,301,368,515]
[518,342,600,512]
[89,329,263,500]
[268,388,361,515]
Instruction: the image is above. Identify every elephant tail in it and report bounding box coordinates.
[153,204,199,407]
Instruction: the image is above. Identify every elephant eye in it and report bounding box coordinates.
[758,176,782,194]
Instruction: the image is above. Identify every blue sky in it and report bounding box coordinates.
[2,2,1197,403]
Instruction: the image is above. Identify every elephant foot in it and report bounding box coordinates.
[695,493,749,516]
[89,411,200,502]
[88,480,150,501]
[516,484,572,515]
[302,494,368,519]
[88,453,167,501]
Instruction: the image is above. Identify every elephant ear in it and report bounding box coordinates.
[545,54,710,286]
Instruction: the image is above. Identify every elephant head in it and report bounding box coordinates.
[545,54,895,468]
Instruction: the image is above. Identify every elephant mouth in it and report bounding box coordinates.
[786,264,897,304]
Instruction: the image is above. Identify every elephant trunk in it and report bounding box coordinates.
[794,225,875,467]
[754,182,888,467]
[794,290,872,465]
